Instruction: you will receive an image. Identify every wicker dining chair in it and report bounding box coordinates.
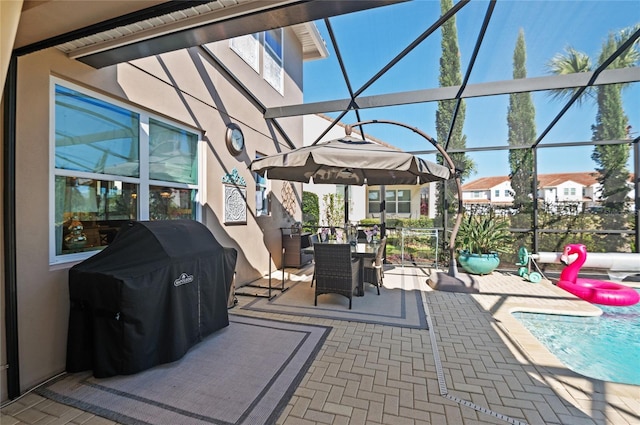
[309,233,319,287]
[363,237,387,295]
[313,243,360,309]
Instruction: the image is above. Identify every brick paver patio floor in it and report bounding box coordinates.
[2,266,638,425]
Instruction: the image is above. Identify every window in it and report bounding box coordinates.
[52,80,200,264]
[368,190,381,214]
[473,191,481,198]
[230,33,260,71]
[396,189,411,213]
[263,29,284,93]
[368,189,411,215]
[255,153,270,216]
[385,191,398,214]
[494,189,500,197]
[230,29,284,94]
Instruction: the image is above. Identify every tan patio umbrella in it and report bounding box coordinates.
[249,135,452,185]
[250,120,463,279]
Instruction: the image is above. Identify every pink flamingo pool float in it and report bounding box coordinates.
[557,244,639,307]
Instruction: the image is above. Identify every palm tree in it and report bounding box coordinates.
[546,47,592,104]
[546,25,639,251]
[546,25,639,102]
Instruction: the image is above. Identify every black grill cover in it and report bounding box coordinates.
[66,220,237,378]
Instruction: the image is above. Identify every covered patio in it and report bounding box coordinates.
[2,1,639,423]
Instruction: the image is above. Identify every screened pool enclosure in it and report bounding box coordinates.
[264,0,640,262]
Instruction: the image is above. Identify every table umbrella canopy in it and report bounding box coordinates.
[249,136,452,185]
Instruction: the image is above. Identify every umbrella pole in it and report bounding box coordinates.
[344,186,349,223]
[380,185,386,239]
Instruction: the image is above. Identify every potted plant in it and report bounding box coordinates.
[456,210,512,275]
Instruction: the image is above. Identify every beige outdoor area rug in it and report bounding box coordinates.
[241,266,428,329]
[36,315,330,425]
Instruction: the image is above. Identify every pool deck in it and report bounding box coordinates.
[1,266,638,425]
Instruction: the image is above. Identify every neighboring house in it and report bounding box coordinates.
[303,114,438,223]
[462,172,634,211]
[366,185,436,220]
[2,2,331,398]
[461,176,513,206]
[538,173,599,205]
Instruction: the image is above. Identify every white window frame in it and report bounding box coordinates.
[368,189,381,214]
[263,28,284,94]
[230,29,284,95]
[49,78,203,265]
[369,189,411,215]
[391,189,410,214]
[230,33,260,72]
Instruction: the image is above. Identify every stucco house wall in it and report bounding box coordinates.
[462,188,489,202]
[490,181,514,203]
[555,180,584,202]
[10,30,305,393]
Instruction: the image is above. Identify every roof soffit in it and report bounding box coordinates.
[58,0,402,68]
[15,0,171,49]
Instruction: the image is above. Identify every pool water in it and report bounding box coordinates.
[512,289,640,386]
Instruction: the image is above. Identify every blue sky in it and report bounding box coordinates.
[302,0,639,180]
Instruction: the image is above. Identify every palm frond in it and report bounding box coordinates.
[608,24,640,69]
[545,46,593,105]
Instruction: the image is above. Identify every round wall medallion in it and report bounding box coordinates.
[225,123,244,156]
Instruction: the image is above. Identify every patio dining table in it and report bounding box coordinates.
[303,241,379,296]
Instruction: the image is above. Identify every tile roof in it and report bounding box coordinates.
[461,176,510,190]
[462,172,635,191]
[460,171,629,190]
[537,172,599,188]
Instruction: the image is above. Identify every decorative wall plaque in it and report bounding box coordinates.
[281,181,296,217]
[223,168,247,225]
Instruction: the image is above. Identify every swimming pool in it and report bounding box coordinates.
[512,289,640,386]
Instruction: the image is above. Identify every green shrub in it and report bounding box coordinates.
[396,217,434,228]
[302,191,319,231]
[359,217,434,229]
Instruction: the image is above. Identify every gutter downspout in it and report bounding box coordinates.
[3,54,20,399]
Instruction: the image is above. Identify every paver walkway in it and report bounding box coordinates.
[2,266,638,425]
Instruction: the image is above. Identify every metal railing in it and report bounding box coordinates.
[385,227,440,268]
